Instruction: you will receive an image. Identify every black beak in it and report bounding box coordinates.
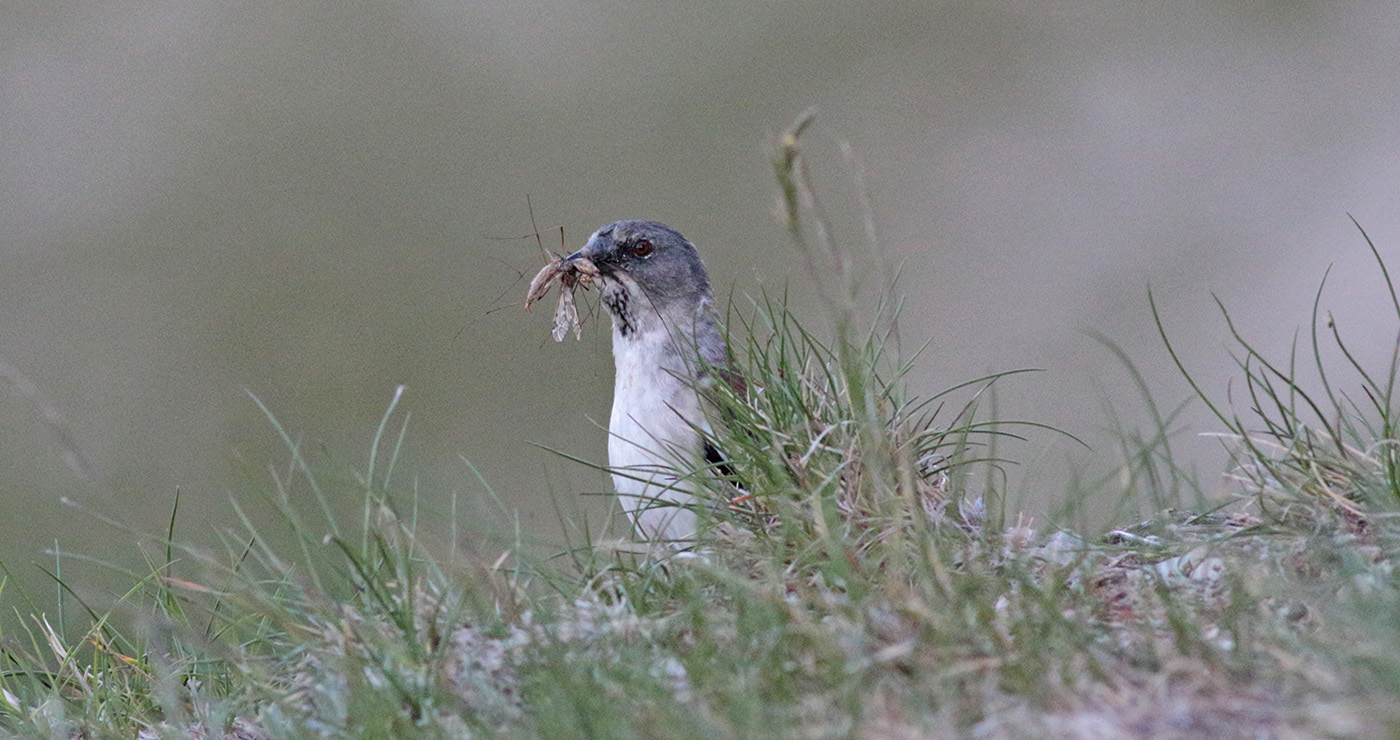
[564,241,612,275]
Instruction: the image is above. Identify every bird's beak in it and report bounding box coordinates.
[561,237,608,278]
[565,232,609,264]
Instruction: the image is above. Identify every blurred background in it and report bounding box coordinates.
[2,1,1398,622]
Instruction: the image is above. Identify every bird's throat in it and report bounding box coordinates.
[601,280,638,338]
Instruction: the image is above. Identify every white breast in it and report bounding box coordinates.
[607,324,709,542]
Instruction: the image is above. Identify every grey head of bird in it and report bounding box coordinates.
[564,220,718,338]
[562,219,728,372]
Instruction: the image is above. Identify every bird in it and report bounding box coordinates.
[562,220,729,544]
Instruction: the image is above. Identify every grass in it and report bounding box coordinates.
[3,116,1400,738]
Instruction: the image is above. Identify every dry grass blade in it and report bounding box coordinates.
[0,354,106,493]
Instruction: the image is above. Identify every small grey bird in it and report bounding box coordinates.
[564,220,728,543]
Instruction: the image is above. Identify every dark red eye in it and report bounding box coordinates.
[632,239,653,257]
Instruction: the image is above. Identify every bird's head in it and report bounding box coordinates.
[565,220,713,311]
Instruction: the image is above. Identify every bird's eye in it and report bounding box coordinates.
[632,239,654,257]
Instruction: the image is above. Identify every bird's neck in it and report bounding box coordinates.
[602,274,724,368]
[611,301,721,381]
